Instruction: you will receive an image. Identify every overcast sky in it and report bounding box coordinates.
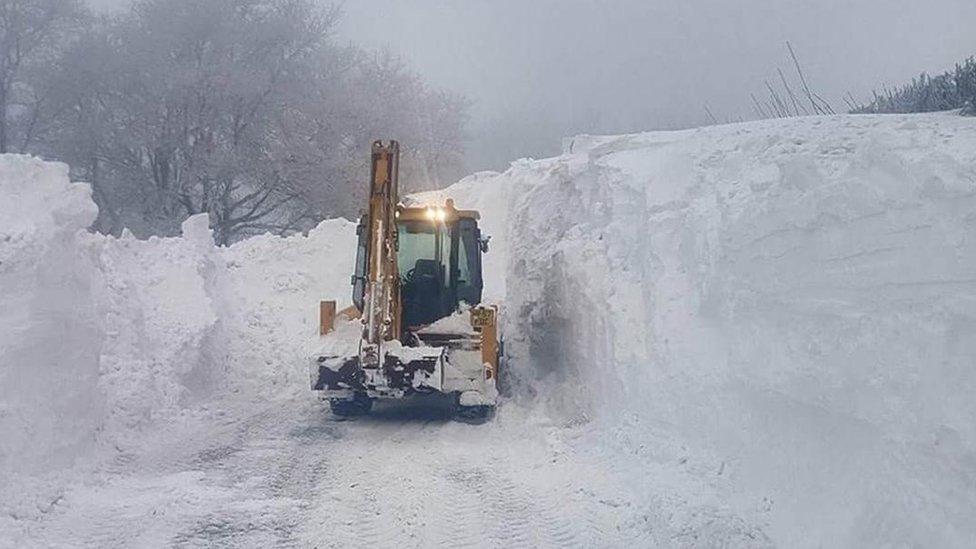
[90,0,976,172]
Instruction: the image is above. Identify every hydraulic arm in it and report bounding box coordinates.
[361,141,402,367]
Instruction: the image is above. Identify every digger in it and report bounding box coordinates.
[310,141,500,420]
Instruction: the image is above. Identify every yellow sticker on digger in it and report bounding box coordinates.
[470,308,495,328]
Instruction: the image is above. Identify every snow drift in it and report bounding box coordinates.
[486,113,976,547]
[0,156,355,498]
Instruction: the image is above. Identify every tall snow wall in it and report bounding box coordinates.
[0,155,356,484]
[492,114,976,547]
[0,157,102,475]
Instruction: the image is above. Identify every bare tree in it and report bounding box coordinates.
[0,0,86,153]
[38,0,468,243]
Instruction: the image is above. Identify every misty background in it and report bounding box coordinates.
[4,0,970,245]
[94,0,976,170]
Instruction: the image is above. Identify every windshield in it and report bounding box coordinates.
[397,221,449,285]
[397,220,452,327]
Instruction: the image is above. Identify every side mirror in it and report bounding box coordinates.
[479,235,491,253]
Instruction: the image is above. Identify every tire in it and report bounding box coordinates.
[330,392,373,417]
[453,403,494,424]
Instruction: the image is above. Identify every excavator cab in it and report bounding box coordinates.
[353,203,485,330]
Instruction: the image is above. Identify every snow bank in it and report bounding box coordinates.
[0,156,355,491]
[495,113,976,546]
[219,217,356,394]
[0,157,101,475]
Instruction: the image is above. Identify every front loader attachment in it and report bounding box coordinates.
[310,307,500,415]
[311,342,447,398]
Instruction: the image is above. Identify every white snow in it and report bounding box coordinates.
[497,113,976,547]
[2,112,975,547]
[0,157,102,476]
[417,306,475,335]
[0,163,357,534]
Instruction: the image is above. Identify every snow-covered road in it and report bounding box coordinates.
[8,396,767,548]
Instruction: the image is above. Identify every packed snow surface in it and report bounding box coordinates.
[2,112,975,548]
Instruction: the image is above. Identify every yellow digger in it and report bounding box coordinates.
[311,141,500,420]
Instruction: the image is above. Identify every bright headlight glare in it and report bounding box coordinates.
[425,207,436,220]
[436,208,446,221]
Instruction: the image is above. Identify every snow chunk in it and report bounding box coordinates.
[418,307,474,335]
[180,213,213,245]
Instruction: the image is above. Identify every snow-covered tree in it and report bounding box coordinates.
[853,57,976,116]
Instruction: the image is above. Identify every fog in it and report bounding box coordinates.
[92,0,976,172]
[339,0,976,171]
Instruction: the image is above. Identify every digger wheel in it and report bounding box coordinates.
[330,393,373,417]
[453,404,493,424]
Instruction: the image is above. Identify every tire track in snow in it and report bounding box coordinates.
[448,465,536,546]
[14,397,765,548]
[307,414,444,548]
[422,468,488,548]
[300,402,653,548]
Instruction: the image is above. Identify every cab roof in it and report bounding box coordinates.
[397,199,480,222]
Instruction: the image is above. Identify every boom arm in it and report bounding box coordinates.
[362,141,402,361]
